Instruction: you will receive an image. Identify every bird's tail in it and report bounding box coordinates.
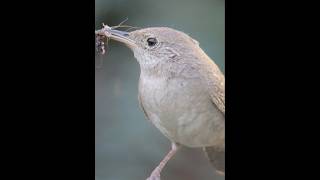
[203,145,225,176]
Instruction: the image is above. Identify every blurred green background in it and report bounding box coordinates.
[95,0,225,179]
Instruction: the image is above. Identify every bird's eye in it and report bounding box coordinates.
[147,38,158,47]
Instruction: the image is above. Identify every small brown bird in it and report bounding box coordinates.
[96,25,225,180]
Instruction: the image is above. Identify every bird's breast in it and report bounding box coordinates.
[139,75,224,147]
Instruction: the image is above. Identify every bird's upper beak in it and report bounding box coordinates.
[95,26,137,49]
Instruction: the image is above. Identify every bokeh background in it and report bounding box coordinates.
[95,0,225,179]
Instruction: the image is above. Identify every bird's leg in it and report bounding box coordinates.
[147,143,179,180]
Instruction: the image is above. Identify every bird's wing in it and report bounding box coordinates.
[209,79,225,115]
[204,59,225,115]
[201,56,225,174]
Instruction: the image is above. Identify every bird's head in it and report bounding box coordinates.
[96,26,202,70]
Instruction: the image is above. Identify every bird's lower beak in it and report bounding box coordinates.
[95,26,137,48]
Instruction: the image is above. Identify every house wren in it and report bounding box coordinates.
[96,25,225,180]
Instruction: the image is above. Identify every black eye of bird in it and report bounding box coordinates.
[147,38,158,47]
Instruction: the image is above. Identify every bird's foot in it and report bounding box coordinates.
[146,167,161,180]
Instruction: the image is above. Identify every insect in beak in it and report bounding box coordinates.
[95,24,137,55]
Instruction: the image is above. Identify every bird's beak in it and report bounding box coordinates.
[95,27,137,49]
